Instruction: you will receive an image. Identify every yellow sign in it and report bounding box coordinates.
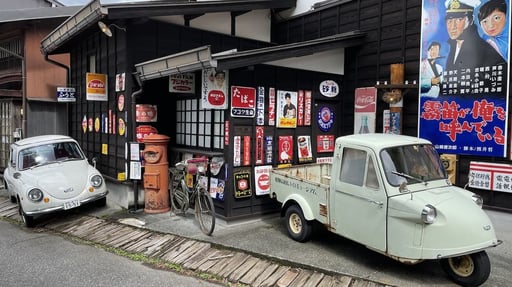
[102,143,108,155]
[86,73,108,101]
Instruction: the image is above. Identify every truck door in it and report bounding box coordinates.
[331,146,387,252]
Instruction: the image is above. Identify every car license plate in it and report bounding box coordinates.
[64,200,80,210]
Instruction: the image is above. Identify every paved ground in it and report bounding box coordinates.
[0,186,392,287]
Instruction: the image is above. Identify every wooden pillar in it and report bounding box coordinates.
[390,63,404,134]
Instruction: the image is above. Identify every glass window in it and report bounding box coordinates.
[339,148,366,186]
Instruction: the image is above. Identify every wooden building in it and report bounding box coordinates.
[40,0,512,218]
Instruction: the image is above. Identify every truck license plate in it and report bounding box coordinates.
[64,200,80,210]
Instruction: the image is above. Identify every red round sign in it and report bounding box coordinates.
[257,174,270,190]
[208,90,226,106]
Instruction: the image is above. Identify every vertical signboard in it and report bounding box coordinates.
[419,0,510,157]
[354,87,377,134]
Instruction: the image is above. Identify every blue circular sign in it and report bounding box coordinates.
[317,106,335,132]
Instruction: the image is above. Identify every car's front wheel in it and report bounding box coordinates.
[440,251,491,287]
[18,202,35,227]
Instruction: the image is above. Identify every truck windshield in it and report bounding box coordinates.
[380,144,446,186]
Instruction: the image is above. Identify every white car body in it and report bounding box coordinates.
[4,135,108,226]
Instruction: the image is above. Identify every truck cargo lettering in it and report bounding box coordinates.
[274,176,317,195]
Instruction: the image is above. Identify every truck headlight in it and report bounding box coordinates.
[90,175,103,188]
[27,188,44,202]
[421,204,437,224]
[472,194,483,207]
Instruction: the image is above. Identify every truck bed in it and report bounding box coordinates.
[271,163,332,186]
[270,163,332,222]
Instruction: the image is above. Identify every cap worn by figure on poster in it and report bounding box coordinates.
[445,0,480,18]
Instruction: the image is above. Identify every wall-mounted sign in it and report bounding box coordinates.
[278,136,293,164]
[297,135,313,163]
[277,90,297,128]
[57,87,76,102]
[136,125,158,142]
[86,73,107,101]
[231,86,256,117]
[317,135,335,153]
[136,104,157,122]
[170,73,195,93]
[201,68,228,109]
[234,169,252,198]
[319,80,339,97]
[115,73,125,92]
[254,165,271,196]
[317,106,335,132]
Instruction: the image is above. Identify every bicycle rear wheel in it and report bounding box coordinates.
[195,188,216,236]
[169,171,189,214]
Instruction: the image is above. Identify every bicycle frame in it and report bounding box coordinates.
[169,157,216,235]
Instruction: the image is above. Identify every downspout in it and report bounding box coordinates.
[130,72,144,213]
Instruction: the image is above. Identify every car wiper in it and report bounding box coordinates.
[391,171,427,185]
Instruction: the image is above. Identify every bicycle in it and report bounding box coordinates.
[168,157,216,236]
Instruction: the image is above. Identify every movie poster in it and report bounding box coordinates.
[418,0,510,157]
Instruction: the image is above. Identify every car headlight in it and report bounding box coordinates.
[472,194,483,207]
[90,175,103,188]
[421,204,437,224]
[27,188,44,202]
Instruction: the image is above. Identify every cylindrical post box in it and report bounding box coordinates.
[142,134,170,213]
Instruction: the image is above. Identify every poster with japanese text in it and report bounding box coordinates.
[278,135,293,164]
[231,86,256,117]
[201,68,228,109]
[419,0,510,157]
[276,90,298,128]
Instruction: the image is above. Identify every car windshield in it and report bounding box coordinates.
[380,144,446,186]
[18,141,85,170]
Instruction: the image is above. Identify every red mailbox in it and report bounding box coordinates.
[142,134,170,213]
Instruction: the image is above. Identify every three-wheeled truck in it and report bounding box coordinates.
[270,134,502,286]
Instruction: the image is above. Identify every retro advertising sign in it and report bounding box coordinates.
[418,0,510,157]
[86,73,107,101]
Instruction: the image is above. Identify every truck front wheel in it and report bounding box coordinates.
[440,251,490,287]
[285,205,312,242]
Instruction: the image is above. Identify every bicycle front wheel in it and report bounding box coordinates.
[195,188,216,236]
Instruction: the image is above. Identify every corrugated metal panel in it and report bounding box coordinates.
[0,99,22,172]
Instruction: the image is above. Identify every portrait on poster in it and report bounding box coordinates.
[276,90,297,128]
[115,73,125,92]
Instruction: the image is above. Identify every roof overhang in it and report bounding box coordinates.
[135,30,366,81]
[41,0,296,55]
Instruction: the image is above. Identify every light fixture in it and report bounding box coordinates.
[381,89,403,104]
[98,21,126,37]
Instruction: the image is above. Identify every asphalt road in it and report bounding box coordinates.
[0,220,223,287]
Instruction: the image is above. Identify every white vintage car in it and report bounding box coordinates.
[4,135,108,227]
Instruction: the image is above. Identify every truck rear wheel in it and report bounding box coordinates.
[285,205,312,242]
[440,251,490,287]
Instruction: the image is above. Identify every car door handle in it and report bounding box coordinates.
[368,199,383,208]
